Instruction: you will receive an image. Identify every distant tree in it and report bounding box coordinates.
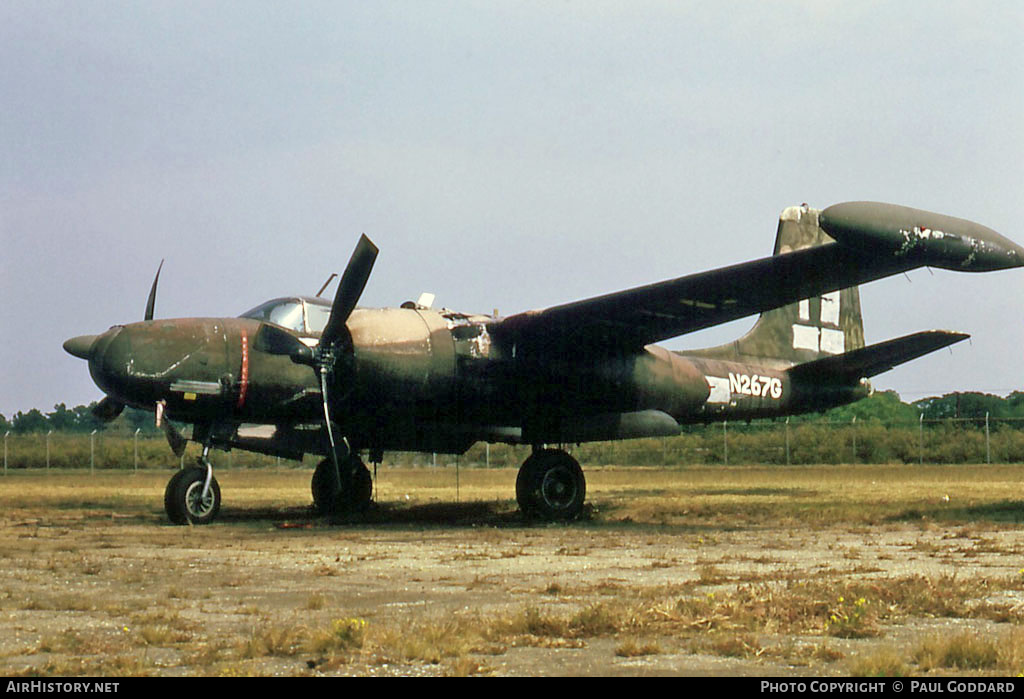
[123,406,160,434]
[825,390,920,424]
[914,392,1009,421]
[47,403,78,431]
[12,408,48,433]
[0,413,9,433]
[1004,391,1024,419]
[74,404,106,433]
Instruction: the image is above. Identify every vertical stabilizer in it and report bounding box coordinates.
[688,205,865,367]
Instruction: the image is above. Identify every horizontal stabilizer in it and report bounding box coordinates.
[787,330,969,383]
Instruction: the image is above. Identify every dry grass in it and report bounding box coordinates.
[2,463,1023,527]
[2,466,1024,676]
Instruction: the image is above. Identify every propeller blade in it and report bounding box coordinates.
[145,259,164,321]
[156,400,187,457]
[320,367,347,487]
[320,235,378,348]
[162,417,188,458]
[92,396,125,422]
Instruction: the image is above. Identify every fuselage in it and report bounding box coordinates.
[79,300,867,458]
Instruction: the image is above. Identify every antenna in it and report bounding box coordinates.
[316,273,338,298]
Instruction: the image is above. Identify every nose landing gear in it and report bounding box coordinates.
[164,447,221,525]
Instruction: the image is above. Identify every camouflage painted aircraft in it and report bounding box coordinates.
[64,201,1023,525]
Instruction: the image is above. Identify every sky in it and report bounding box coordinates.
[1,1,1022,417]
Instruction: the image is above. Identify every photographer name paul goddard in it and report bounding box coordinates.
[760,680,1017,694]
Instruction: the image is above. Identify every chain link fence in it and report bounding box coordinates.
[4,416,1024,472]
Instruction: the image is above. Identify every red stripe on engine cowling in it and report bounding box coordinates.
[237,329,249,409]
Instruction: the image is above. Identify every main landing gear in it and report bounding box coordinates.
[516,448,586,521]
[311,453,373,517]
[164,447,222,525]
[160,444,584,524]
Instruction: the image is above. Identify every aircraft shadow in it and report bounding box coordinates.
[886,499,1024,524]
[214,500,531,528]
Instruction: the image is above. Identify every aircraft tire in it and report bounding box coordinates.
[516,449,586,521]
[164,466,221,525]
[312,456,372,516]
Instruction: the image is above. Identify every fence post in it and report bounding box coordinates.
[785,417,790,465]
[723,421,728,465]
[919,413,924,465]
[46,430,52,472]
[90,430,97,474]
[134,428,140,473]
[3,431,8,476]
[851,416,857,463]
[985,412,991,464]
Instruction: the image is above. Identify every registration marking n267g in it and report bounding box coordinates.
[729,372,782,399]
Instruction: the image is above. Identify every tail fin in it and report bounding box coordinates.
[691,205,865,367]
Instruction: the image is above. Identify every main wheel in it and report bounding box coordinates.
[164,466,221,525]
[311,455,372,516]
[516,449,586,521]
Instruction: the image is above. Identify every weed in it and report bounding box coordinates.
[241,624,305,658]
[698,632,764,658]
[848,647,909,677]
[615,637,662,657]
[825,596,876,638]
[913,633,999,671]
[138,624,190,646]
[372,616,476,664]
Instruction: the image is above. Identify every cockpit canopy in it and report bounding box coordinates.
[240,297,333,336]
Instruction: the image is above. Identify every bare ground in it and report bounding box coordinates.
[1,466,1023,677]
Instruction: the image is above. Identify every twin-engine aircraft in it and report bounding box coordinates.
[64,201,1024,525]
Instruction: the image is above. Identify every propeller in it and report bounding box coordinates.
[156,400,187,458]
[79,261,163,425]
[84,260,164,424]
[93,395,125,422]
[145,259,164,322]
[142,260,189,457]
[308,235,379,491]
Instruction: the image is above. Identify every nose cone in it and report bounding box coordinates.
[63,334,99,360]
[87,319,233,411]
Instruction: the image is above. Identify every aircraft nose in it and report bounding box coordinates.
[63,334,99,360]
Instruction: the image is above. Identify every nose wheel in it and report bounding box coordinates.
[516,448,586,521]
[164,460,221,525]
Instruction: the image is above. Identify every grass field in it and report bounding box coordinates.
[1,463,1023,676]
[2,461,1021,521]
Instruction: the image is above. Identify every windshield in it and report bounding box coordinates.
[240,299,306,333]
[305,302,332,334]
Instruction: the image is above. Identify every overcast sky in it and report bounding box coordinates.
[2,1,1022,417]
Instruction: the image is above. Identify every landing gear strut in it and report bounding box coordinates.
[311,454,372,516]
[164,447,221,525]
[516,448,586,521]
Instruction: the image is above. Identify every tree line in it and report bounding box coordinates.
[0,404,160,436]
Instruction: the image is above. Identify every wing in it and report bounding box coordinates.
[491,241,916,355]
